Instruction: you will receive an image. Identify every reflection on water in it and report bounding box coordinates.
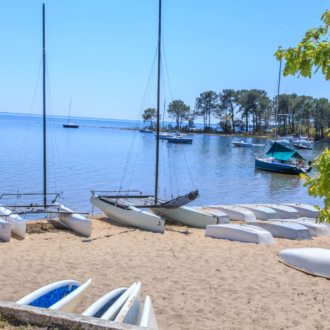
[0,113,327,218]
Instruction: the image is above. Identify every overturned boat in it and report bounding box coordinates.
[261,204,300,219]
[283,203,319,218]
[207,205,257,222]
[237,204,279,220]
[193,206,231,224]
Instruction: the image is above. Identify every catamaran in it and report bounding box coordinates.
[91,0,217,231]
[0,4,91,238]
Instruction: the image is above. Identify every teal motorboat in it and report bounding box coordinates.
[255,142,312,174]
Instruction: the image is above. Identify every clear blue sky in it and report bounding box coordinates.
[0,0,328,121]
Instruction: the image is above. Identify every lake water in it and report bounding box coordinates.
[1,112,327,218]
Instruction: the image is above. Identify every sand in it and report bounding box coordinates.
[1,215,330,329]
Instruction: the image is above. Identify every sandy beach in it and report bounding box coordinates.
[1,216,330,329]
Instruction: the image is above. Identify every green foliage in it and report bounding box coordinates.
[194,91,219,130]
[275,10,330,80]
[301,147,330,223]
[215,89,238,132]
[142,108,157,126]
[167,100,191,131]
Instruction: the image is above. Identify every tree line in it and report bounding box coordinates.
[142,90,330,139]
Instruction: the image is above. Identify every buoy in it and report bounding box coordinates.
[227,144,229,147]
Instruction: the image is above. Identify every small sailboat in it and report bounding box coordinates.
[63,99,79,128]
[293,143,312,150]
[91,0,200,232]
[232,140,253,147]
[166,131,192,144]
[139,128,153,133]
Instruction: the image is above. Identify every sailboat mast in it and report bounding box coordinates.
[275,59,282,141]
[42,3,47,208]
[68,99,72,124]
[154,0,161,204]
[300,102,305,138]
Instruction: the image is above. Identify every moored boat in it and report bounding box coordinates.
[278,248,330,279]
[232,141,253,147]
[139,128,153,133]
[205,224,275,244]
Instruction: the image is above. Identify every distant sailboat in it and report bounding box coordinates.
[63,99,79,128]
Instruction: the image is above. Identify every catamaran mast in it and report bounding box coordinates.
[155,0,161,204]
[275,59,281,141]
[42,3,47,208]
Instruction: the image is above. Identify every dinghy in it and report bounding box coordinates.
[115,282,141,325]
[249,222,312,240]
[0,206,26,239]
[283,203,319,218]
[205,224,275,244]
[82,287,127,318]
[278,248,330,279]
[208,205,256,222]
[17,279,92,313]
[101,283,137,321]
[140,295,159,329]
[237,204,279,220]
[193,206,231,224]
[269,219,330,237]
[262,204,300,219]
[232,141,253,147]
[0,219,11,242]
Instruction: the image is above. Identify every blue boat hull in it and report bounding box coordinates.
[255,159,312,174]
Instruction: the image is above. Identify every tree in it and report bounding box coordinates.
[194,91,219,130]
[315,98,330,138]
[275,10,330,80]
[167,100,190,131]
[216,89,238,132]
[142,108,157,127]
[236,90,249,132]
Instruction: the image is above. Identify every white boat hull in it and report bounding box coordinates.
[283,204,319,218]
[140,295,159,329]
[249,222,312,240]
[0,206,26,239]
[151,206,218,228]
[262,204,300,219]
[208,205,256,222]
[115,282,141,326]
[237,205,279,220]
[56,206,92,237]
[205,224,275,244]
[0,220,11,242]
[90,196,165,233]
[82,287,127,318]
[193,207,231,224]
[279,248,330,279]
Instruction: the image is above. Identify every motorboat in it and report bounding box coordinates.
[166,131,192,144]
[269,139,291,146]
[232,141,253,147]
[293,143,313,150]
[255,142,312,174]
[139,128,153,133]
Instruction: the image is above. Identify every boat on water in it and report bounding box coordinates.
[205,224,275,244]
[91,0,202,231]
[0,4,91,238]
[232,141,253,147]
[255,142,312,174]
[63,99,79,128]
[155,132,174,139]
[17,279,92,312]
[166,131,192,144]
[278,248,330,279]
[293,143,313,150]
[139,128,153,133]
[269,139,291,146]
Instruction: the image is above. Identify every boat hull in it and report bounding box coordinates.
[208,205,257,222]
[0,220,11,242]
[0,207,26,239]
[237,205,279,220]
[283,203,319,218]
[151,206,218,228]
[166,137,192,144]
[140,295,159,329]
[255,159,312,174]
[262,204,299,219]
[63,124,79,128]
[90,196,165,233]
[56,207,92,237]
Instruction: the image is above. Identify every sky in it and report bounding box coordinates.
[0,0,329,122]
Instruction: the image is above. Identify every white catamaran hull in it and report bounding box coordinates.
[0,206,26,239]
[150,206,218,228]
[0,220,11,242]
[56,206,92,237]
[90,196,165,233]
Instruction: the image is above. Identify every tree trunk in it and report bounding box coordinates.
[246,113,248,133]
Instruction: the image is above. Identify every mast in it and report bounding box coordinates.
[300,101,305,138]
[42,3,47,208]
[68,99,72,124]
[154,0,161,204]
[275,59,282,141]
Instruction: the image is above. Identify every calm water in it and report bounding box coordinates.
[1,112,328,218]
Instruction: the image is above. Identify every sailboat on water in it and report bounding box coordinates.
[0,4,91,239]
[91,0,218,232]
[63,99,79,128]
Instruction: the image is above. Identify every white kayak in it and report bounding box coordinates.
[82,287,127,318]
[17,279,92,313]
[101,282,137,321]
[0,219,11,242]
[193,207,231,224]
[261,204,299,219]
[0,206,26,239]
[56,206,92,237]
[115,281,141,325]
[279,248,330,279]
[139,295,159,329]
[205,224,275,244]
[208,205,256,222]
[249,222,312,240]
[237,204,279,220]
[283,203,319,218]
